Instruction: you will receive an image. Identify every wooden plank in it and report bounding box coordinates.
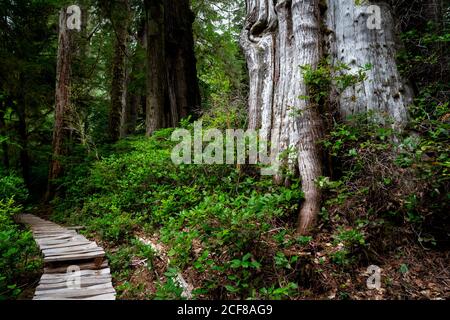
[37,278,113,290]
[44,251,105,263]
[41,268,111,279]
[39,275,112,285]
[38,234,87,242]
[16,214,116,300]
[44,261,108,273]
[40,240,93,250]
[36,237,87,246]
[34,286,115,298]
[67,226,86,231]
[82,293,116,300]
[43,249,104,259]
[38,279,113,289]
[42,246,101,257]
[33,293,116,300]
[42,244,101,256]
[33,230,73,235]
[42,242,99,252]
[35,233,77,240]
[43,250,105,260]
[36,235,78,240]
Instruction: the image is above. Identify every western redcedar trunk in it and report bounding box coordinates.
[325,0,412,127]
[144,0,200,136]
[241,0,324,235]
[145,0,165,135]
[241,0,412,234]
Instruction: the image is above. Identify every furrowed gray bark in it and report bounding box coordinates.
[241,0,412,234]
[325,0,412,127]
[241,0,324,234]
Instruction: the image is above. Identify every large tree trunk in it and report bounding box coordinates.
[144,0,200,136]
[241,0,413,234]
[109,0,130,142]
[241,0,324,235]
[46,8,73,200]
[145,0,166,135]
[325,0,412,128]
[165,0,201,124]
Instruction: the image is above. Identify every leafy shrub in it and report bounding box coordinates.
[54,123,304,299]
[0,171,28,202]
[89,209,138,243]
[320,107,449,253]
[0,174,40,300]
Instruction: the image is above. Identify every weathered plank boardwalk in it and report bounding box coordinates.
[16,214,116,300]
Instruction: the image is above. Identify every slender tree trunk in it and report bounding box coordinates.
[241,0,324,234]
[46,8,73,200]
[109,0,130,142]
[120,68,130,137]
[122,72,139,137]
[0,103,9,170]
[17,85,31,189]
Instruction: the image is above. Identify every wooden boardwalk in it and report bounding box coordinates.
[17,214,116,300]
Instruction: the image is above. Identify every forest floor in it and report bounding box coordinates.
[16,128,449,300]
[109,232,450,300]
[20,204,449,300]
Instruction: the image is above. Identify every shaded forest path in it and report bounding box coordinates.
[16,214,116,300]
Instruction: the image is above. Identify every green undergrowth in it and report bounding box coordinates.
[0,172,42,300]
[49,96,449,299]
[52,127,305,299]
[319,107,449,262]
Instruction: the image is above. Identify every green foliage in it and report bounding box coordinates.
[274,252,298,270]
[155,268,184,300]
[301,61,333,104]
[90,210,138,243]
[329,249,352,266]
[192,0,247,110]
[0,171,29,202]
[55,123,303,299]
[300,59,371,111]
[0,175,40,300]
[259,282,298,300]
[399,263,409,274]
[296,235,313,246]
[333,228,366,247]
[320,106,449,250]
[107,246,135,280]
